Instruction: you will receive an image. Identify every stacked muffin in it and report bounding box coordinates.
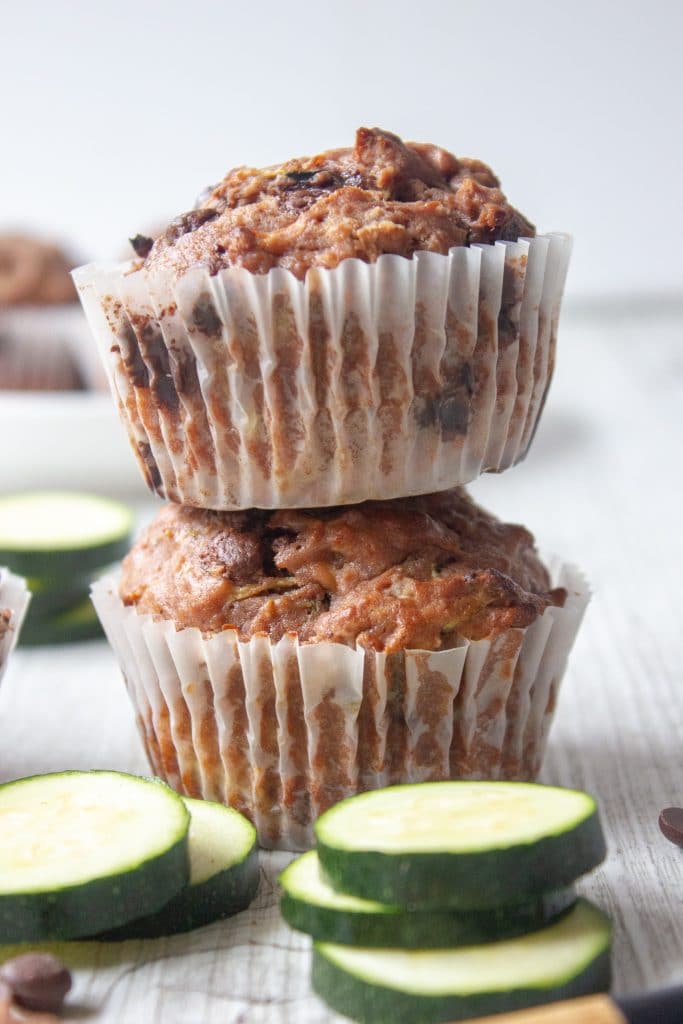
[75,128,587,849]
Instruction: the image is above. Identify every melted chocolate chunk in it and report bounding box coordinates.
[139,324,179,412]
[137,441,162,491]
[118,322,149,388]
[191,293,222,337]
[163,207,220,245]
[415,363,473,439]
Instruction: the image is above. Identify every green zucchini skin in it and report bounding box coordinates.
[100,851,259,939]
[25,577,91,618]
[312,947,611,1024]
[20,596,103,646]
[280,853,577,948]
[0,772,190,942]
[312,900,612,1024]
[0,493,133,579]
[0,844,188,943]
[0,536,131,580]
[99,798,260,940]
[316,783,606,909]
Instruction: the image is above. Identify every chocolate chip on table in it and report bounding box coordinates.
[0,953,71,1014]
[659,807,683,847]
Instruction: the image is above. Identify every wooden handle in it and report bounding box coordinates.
[451,994,627,1024]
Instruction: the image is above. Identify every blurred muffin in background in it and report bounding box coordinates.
[0,233,102,391]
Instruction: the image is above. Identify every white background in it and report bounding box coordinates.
[2,0,682,301]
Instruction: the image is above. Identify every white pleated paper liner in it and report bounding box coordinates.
[74,233,571,510]
[0,570,30,684]
[0,305,103,392]
[92,561,589,851]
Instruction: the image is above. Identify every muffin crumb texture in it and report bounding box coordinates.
[120,490,564,653]
[143,127,534,280]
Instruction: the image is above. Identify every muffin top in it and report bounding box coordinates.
[0,234,76,306]
[120,490,563,653]
[138,127,534,281]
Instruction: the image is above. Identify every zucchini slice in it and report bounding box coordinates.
[315,781,606,909]
[0,771,190,941]
[100,796,259,939]
[313,899,612,1024]
[280,851,576,948]
[25,576,92,618]
[0,493,133,578]
[20,595,103,646]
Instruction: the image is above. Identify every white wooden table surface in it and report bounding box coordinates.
[1,304,682,1022]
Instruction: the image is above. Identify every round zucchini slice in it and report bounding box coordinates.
[315,781,606,909]
[100,796,259,939]
[24,575,92,618]
[313,899,612,1024]
[0,771,190,941]
[0,493,133,578]
[280,851,576,948]
[20,595,103,646]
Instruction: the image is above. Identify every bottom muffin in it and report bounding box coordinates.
[0,570,30,683]
[93,490,588,849]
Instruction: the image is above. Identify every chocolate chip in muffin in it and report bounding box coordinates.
[191,293,222,337]
[136,441,163,491]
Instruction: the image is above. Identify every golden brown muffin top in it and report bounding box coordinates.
[0,234,76,306]
[137,128,534,281]
[120,490,562,653]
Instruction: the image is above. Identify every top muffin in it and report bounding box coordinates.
[138,127,534,280]
[75,127,569,510]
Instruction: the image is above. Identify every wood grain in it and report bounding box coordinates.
[1,309,683,1021]
[457,994,626,1023]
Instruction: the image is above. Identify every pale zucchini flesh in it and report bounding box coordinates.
[316,781,606,908]
[99,796,259,939]
[313,899,612,1024]
[0,771,190,941]
[0,493,133,577]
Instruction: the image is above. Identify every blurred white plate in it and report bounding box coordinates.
[0,391,147,497]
